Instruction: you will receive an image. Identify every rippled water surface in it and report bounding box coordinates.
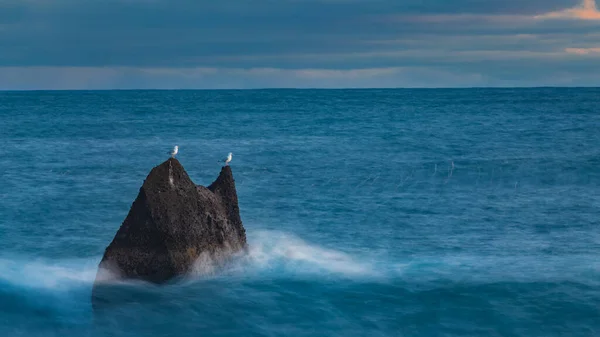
[1,89,599,336]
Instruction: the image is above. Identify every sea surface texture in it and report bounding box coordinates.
[0,89,599,337]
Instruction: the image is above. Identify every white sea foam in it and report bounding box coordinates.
[0,257,98,290]
[0,231,379,293]
[217,230,380,278]
[2,232,598,293]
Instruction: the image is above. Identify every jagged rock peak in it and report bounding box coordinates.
[93,158,246,287]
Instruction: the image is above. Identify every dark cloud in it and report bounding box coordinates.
[0,0,599,88]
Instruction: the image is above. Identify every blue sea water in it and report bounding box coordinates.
[0,88,599,336]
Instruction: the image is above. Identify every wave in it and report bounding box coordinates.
[1,231,599,294]
[1,232,598,332]
[0,231,378,295]
[206,230,380,279]
[0,257,99,321]
[0,257,99,291]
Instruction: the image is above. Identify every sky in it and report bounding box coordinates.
[0,0,600,89]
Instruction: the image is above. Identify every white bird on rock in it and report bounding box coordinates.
[170,145,179,158]
[224,152,232,166]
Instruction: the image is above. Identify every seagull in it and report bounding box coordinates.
[224,152,232,166]
[170,145,179,158]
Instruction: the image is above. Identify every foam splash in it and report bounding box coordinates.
[0,257,98,291]
[2,232,598,293]
[214,231,380,278]
[0,231,379,294]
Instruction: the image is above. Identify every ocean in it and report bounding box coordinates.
[0,88,599,336]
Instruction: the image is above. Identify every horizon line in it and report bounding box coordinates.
[1,86,600,92]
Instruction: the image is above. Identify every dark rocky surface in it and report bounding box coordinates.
[92,158,246,291]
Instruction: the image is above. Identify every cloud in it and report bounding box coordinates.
[0,66,451,90]
[2,62,600,91]
[565,47,600,54]
[537,0,600,20]
[0,0,599,88]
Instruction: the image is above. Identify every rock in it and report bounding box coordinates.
[92,158,246,289]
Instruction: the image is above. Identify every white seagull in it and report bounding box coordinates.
[170,145,179,158]
[224,152,233,166]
